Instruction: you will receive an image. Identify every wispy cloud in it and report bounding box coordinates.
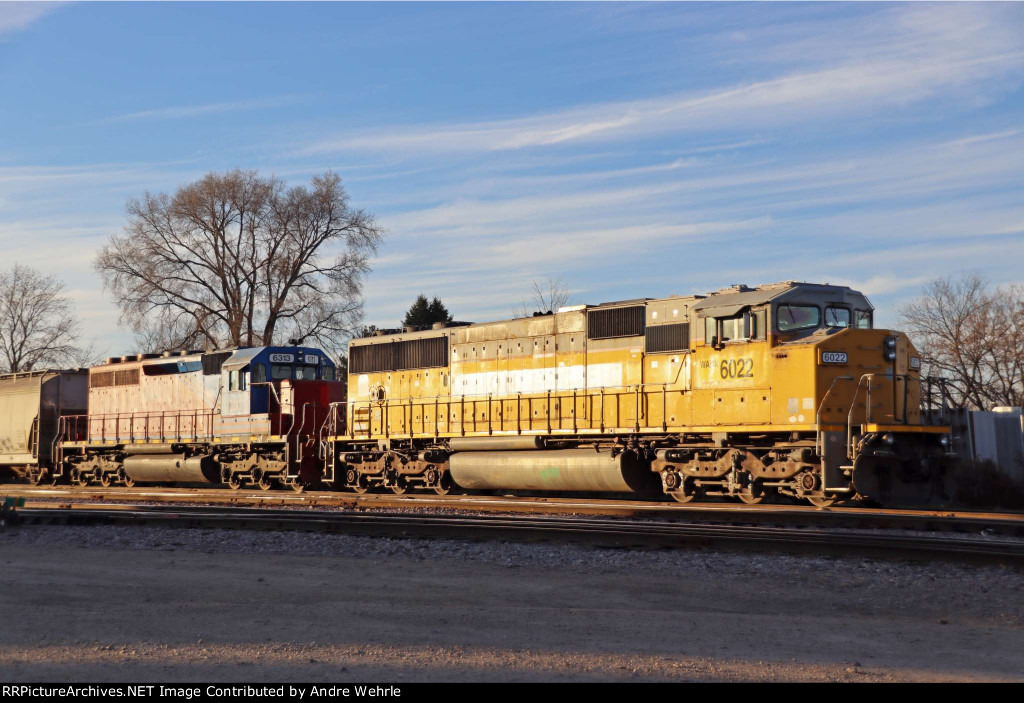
[102,95,308,124]
[304,5,1024,156]
[0,1,62,38]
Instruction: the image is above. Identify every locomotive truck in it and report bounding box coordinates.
[328,281,954,506]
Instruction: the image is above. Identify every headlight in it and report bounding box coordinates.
[940,435,950,447]
[885,337,896,349]
[882,434,895,446]
[885,350,896,361]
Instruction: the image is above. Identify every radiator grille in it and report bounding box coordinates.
[202,351,232,376]
[645,323,690,354]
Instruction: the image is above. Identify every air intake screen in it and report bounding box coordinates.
[89,368,140,388]
[350,343,394,374]
[645,323,690,354]
[587,305,646,340]
[351,337,449,374]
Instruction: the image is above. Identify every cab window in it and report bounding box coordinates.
[296,365,317,380]
[239,370,247,391]
[707,310,764,344]
[271,364,291,380]
[776,305,820,332]
[252,363,267,384]
[825,306,851,328]
[751,309,766,340]
[323,366,336,381]
[720,316,744,342]
[855,310,873,329]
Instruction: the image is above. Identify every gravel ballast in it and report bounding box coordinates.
[1,524,1022,682]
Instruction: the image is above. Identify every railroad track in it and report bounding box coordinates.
[6,501,1024,566]
[4,482,1024,536]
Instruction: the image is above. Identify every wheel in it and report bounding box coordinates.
[347,469,369,494]
[122,475,135,488]
[737,477,767,505]
[806,494,839,508]
[390,476,409,495]
[257,476,274,491]
[28,468,45,486]
[99,473,112,488]
[73,472,90,487]
[433,473,453,496]
[290,479,306,494]
[668,476,700,504]
[227,474,242,490]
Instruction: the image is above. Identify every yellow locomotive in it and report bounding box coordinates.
[327,281,952,506]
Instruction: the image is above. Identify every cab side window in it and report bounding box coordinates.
[271,365,291,380]
[751,310,766,340]
[707,310,764,344]
[855,310,873,329]
[721,316,743,342]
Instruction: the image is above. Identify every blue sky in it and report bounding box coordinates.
[2,2,1023,355]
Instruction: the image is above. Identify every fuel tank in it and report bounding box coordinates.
[122,453,219,483]
[448,448,659,493]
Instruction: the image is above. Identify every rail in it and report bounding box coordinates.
[330,382,690,440]
[57,410,217,445]
[10,501,1024,565]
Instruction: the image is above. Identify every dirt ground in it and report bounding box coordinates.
[1,524,1022,682]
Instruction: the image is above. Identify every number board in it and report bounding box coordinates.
[821,352,848,364]
[269,353,295,363]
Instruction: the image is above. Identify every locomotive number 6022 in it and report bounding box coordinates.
[719,357,754,379]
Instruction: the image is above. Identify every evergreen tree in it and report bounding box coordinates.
[403,295,453,328]
[427,297,453,324]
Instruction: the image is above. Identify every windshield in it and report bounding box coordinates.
[825,306,850,328]
[776,305,820,332]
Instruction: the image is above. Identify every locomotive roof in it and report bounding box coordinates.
[353,281,873,345]
[693,281,872,317]
[94,344,333,368]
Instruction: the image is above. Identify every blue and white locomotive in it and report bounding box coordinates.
[56,345,345,491]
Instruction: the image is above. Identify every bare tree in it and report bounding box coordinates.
[513,278,572,318]
[131,315,207,354]
[0,264,82,372]
[95,169,383,351]
[898,273,1024,409]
